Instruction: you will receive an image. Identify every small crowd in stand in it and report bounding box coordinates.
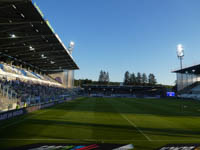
[0,77,70,105]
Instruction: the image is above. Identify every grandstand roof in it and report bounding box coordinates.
[0,0,79,74]
[172,64,200,74]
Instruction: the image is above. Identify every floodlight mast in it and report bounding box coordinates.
[68,41,75,55]
[176,44,184,112]
[66,41,75,88]
[177,44,184,70]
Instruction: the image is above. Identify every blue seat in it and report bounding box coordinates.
[21,70,27,76]
[31,72,41,79]
[0,64,4,70]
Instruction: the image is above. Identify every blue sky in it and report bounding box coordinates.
[34,0,200,85]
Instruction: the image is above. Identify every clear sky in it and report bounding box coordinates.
[33,0,200,85]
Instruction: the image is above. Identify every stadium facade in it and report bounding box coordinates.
[173,64,200,91]
[173,64,200,99]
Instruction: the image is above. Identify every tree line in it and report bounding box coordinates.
[74,70,157,86]
[124,71,157,85]
[74,70,115,86]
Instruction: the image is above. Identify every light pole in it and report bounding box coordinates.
[67,41,75,88]
[177,44,184,90]
[176,44,184,112]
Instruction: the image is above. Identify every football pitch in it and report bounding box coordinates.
[1,97,200,150]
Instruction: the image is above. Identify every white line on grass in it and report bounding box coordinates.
[0,110,50,129]
[1,138,200,142]
[118,113,152,142]
[106,99,152,142]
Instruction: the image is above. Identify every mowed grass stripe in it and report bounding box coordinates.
[0,98,94,139]
[107,98,152,141]
[90,98,145,141]
[27,98,95,140]
[110,98,200,140]
[118,112,152,141]
[109,98,173,140]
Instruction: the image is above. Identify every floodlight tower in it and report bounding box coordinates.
[177,44,184,90]
[177,44,184,70]
[68,41,75,55]
[67,41,75,88]
[176,44,184,112]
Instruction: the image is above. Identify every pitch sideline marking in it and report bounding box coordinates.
[0,110,50,129]
[106,98,152,142]
[118,113,152,142]
[0,138,200,142]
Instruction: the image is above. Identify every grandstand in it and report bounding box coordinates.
[83,85,166,98]
[0,0,79,112]
[173,63,200,99]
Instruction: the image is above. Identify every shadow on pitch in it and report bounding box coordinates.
[26,118,200,139]
[50,98,200,117]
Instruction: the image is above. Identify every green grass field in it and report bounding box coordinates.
[1,97,200,150]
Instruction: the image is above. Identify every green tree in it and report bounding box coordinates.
[106,72,110,83]
[142,73,147,85]
[98,70,104,84]
[136,72,142,85]
[130,73,136,85]
[124,71,130,85]
[98,70,110,84]
[148,73,157,85]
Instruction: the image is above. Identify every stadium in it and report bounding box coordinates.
[1,0,200,150]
